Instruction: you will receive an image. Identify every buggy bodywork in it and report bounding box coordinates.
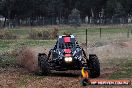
[38,35,100,78]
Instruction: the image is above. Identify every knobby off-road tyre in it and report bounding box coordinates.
[38,54,50,76]
[88,54,100,78]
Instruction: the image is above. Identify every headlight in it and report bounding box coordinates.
[64,57,72,62]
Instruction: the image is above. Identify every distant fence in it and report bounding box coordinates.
[65,28,132,47]
[0,27,132,54]
[1,17,132,28]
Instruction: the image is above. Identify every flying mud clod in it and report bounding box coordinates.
[16,46,49,72]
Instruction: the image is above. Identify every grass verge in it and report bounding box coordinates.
[0,55,16,68]
[0,39,56,53]
[109,59,132,79]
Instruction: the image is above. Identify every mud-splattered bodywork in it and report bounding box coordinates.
[48,35,86,71]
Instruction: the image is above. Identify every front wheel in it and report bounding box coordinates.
[38,53,50,76]
[88,54,100,78]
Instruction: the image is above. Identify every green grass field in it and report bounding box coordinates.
[109,59,132,79]
[0,27,131,53]
[0,39,56,53]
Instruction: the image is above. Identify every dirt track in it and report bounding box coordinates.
[1,65,131,88]
[0,66,117,88]
[0,41,132,88]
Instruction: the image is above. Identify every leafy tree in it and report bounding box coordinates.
[105,0,127,18]
[69,8,81,26]
[0,0,132,25]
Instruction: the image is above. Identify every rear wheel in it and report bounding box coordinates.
[88,54,100,78]
[38,54,50,76]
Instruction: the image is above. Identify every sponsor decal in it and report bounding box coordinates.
[64,49,71,53]
[64,37,71,43]
[89,79,130,85]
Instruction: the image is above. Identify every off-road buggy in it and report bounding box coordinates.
[38,35,100,78]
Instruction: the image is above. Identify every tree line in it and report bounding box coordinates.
[0,0,132,26]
